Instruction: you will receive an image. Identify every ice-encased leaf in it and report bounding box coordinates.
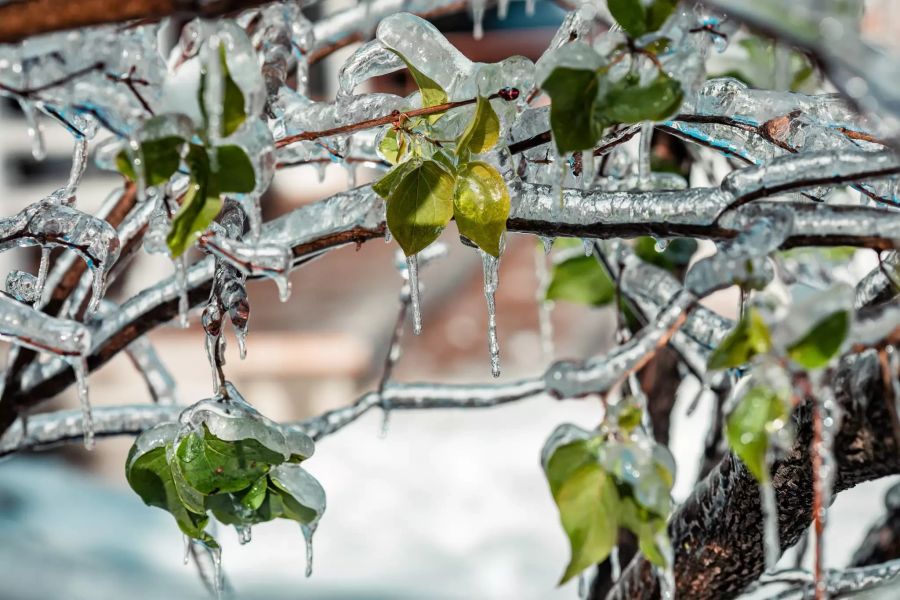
[385,159,455,256]
[269,463,327,528]
[455,96,500,156]
[168,167,221,258]
[786,311,849,370]
[126,423,214,544]
[199,43,247,137]
[180,393,315,463]
[725,386,789,482]
[452,161,509,257]
[593,71,684,129]
[214,145,256,193]
[708,307,772,370]
[608,0,678,38]
[176,425,284,494]
[543,436,618,584]
[542,67,601,153]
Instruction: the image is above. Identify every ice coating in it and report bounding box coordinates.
[200,231,293,301]
[269,463,326,577]
[686,209,793,296]
[544,292,693,398]
[0,293,91,357]
[480,250,501,377]
[0,200,121,315]
[337,39,404,101]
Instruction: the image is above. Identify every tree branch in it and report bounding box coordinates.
[604,350,900,600]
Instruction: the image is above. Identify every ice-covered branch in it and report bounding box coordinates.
[696,0,900,146]
[6,148,900,428]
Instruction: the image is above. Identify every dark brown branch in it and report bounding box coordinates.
[604,351,900,600]
[0,0,270,45]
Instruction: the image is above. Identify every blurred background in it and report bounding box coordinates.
[1,1,900,598]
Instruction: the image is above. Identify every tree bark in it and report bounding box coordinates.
[603,350,900,600]
[0,0,271,44]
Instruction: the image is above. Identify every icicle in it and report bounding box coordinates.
[236,524,252,545]
[301,523,316,578]
[407,255,422,335]
[64,137,89,201]
[34,247,50,307]
[68,356,93,450]
[21,101,46,161]
[481,250,501,378]
[471,0,485,40]
[760,468,781,571]
[175,255,190,328]
[610,545,621,581]
[534,245,554,362]
[235,329,248,359]
[582,238,593,257]
[638,121,653,190]
[183,535,191,565]
[384,228,393,244]
[540,236,555,255]
[578,573,588,599]
[498,0,510,20]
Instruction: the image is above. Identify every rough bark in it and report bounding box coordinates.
[603,350,900,600]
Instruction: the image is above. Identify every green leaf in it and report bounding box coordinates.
[378,129,407,165]
[241,476,269,511]
[786,311,849,369]
[126,425,213,544]
[116,136,185,186]
[708,307,772,370]
[390,50,447,122]
[452,162,510,257]
[608,0,648,37]
[199,43,247,137]
[385,159,455,256]
[167,145,221,257]
[456,96,500,156]
[646,0,678,32]
[608,0,678,38]
[542,67,602,153]
[725,386,789,482]
[546,441,619,583]
[594,71,684,128]
[545,255,615,307]
[618,495,669,567]
[214,145,256,193]
[176,425,285,495]
[269,464,327,527]
[373,158,421,199]
[616,404,644,432]
[634,237,697,273]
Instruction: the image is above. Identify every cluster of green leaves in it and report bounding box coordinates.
[545,237,696,307]
[126,419,322,548]
[374,54,510,258]
[541,0,682,154]
[708,305,851,481]
[117,44,256,257]
[544,422,674,583]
